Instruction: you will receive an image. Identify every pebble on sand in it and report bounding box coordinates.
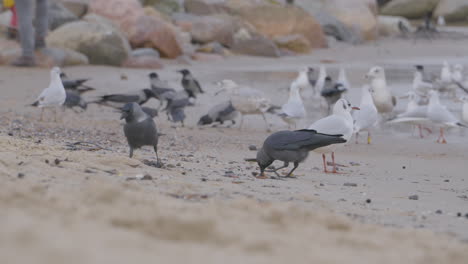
[344,182,358,187]
[409,195,419,200]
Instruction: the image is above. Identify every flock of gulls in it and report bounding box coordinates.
[30,62,468,178]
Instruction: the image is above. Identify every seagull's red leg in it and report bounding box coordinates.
[441,128,447,144]
[322,154,329,173]
[424,127,432,134]
[355,132,359,144]
[332,152,338,173]
[436,127,443,143]
[418,125,424,138]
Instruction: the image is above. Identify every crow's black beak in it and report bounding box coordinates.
[120,111,129,120]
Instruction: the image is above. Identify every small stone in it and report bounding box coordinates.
[17,173,25,179]
[251,171,258,177]
[366,199,371,204]
[181,172,186,175]
[45,159,49,164]
[201,178,207,182]
[435,209,442,214]
[248,145,257,151]
[444,179,449,182]
[343,182,358,187]
[408,195,419,200]
[465,213,468,219]
[141,174,152,180]
[457,212,462,217]
[54,159,61,165]
[8,132,13,136]
[402,166,406,169]
[319,183,324,186]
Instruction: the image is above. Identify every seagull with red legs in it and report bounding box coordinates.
[308,99,358,173]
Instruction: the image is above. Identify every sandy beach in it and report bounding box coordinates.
[1,37,468,263]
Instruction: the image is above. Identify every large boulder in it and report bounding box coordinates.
[173,13,244,47]
[314,12,362,44]
[90,0,184,58]
[185,0,327,49]
[324,0,378,41]
[434,0,468,22]
[231,28,281,57]
[273,34,311,54]
[60,0,89,18]
[377,15,413,36]
[48,1,78,30]
[381,0,440,19]
[46,21,131,66]
[141,0,180,15]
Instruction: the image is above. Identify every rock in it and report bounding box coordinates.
[83,13,119,29]
[46,21,131,66]
[184,0,229,15]
[248,145,257,151]
[48,1,79,30]
[90,0,184,58]
[131,48,160,58]
[185,0,327,49]
[324,0,378,41]
[122,55,164,68]
[61,0,89,18]
[314,12,362,44]
[141,0,180,15]
[40,47,89,66]
[0,10,12,28]
[273,34,311,54]
[231,29,281,57]
[378,15,413,36]
[196,42,227,55]
[343,182,358,187]
[434,0,468,22]
[409,194,419,200]
[190,52,224,61]
[381,0,440,19]
[173,13,243,47]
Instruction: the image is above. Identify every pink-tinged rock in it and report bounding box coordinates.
[122,55,164,68]
[191,52,224,61]
[90,0,184,58]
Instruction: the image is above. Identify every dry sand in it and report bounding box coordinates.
[1,36,468,263]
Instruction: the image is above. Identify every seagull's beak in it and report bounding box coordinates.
[352,106,360,110]
[214,88,226,96]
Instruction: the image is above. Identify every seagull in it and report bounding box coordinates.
[353,85,378,144]
[93,89,156,109]
[278,80,306,129]
[308,99,359,173]
[295,67,315,98]
[365,66,396,114]
[251,129,346,178]
[321,76,347,114]
[31,67,66,121]
[215,79,273,131]
[121,103,161,166]
[413,65,434,96]
[387,92,432,138]
[441,61,452,85]
[314,65,327,94]
[198,101,239,126]
[60,72,96,94]
[427,90,467,143]
[337,66,351,89]
[451,64,464,83]
[461,96,468,124]
[178,69,204,98]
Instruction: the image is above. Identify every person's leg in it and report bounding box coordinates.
[35,0,48,49]
[11,0,36,66]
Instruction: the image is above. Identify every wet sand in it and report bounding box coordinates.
[1,37,468,263]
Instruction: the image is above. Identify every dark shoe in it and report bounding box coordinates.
[11,56,37,67]
[35,38,46,50]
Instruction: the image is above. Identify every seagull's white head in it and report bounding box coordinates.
[365,66,385,80]
[50,67,61,77]
[333,99,359,116]
[215,79,239,95]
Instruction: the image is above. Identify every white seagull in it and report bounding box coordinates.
[461,96,468,124]
[278,80,306,128]
[31,67,66,121]
[413,65,434,96]
[215,79,273,131]
[353,85,378,144]
[294,67,315,98]
[338,66,351,89]
[440,61,452,85]
[387,92,432,138]
[427,90,467,143]
[451,64,464,83]
[365,66,396,114]
[308,99,358,173]
[314,65,327,95]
